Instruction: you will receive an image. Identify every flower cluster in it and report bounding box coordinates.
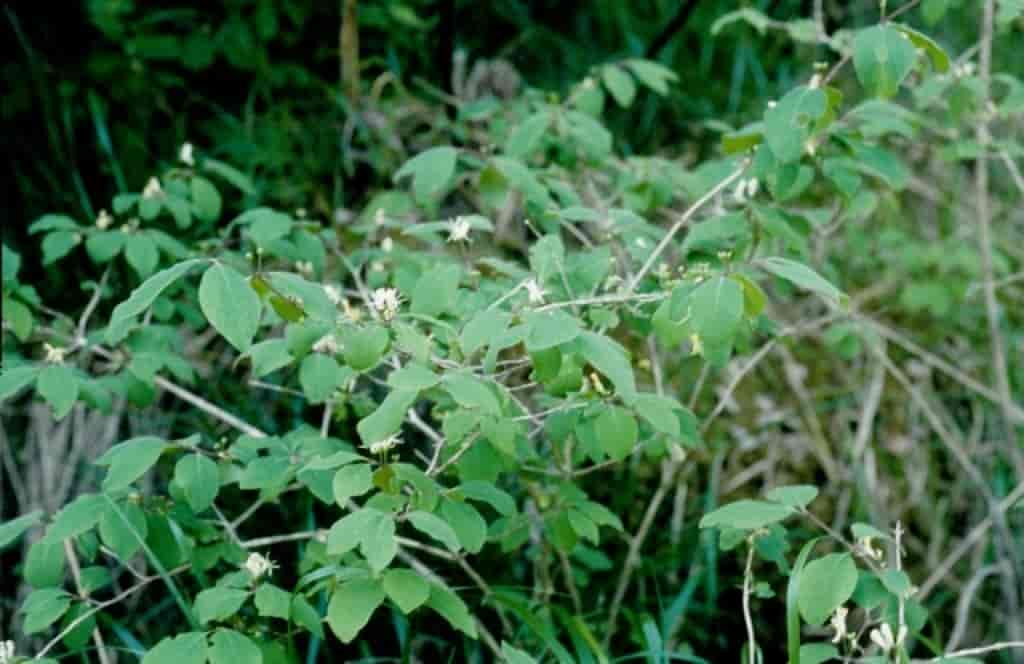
[371,288,402,321]
[243,552,278,581]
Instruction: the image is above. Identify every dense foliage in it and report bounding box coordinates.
[2,1,1024,663]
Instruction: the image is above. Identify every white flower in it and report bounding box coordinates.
[524,278,546,305]
[0,640,14,664]
[869,623,907,653]
[312,334,341,355]
[368,433,402,455]
[689,333,703,357]
[447,216,473,243]
[95,209,113,230]
[324,284,344,306]
[829,606,849,644]
[142,177,163,199]
[381,237,394,253]
[371,287,402,321]
[44,343,67,364]
[179,142,195,167]
[374,208,387,226]
[243,552,278,580]
[858,535,884,560]
[746,178,759,197]
[295,260,314,276]
[732,179,749,204]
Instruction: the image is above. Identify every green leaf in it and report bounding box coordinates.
[633,394,682,437]
[799,643,839,664]
[174,453,220,512]
[333,463,374,506]
[125,233,160,278]
[502,642,539,664]
[357,388,417,447]
[191,176,223,222]
[764,85,827,163]
[798,553,858,625]
[461,310,512,355]
[21,588,72,634]
[329,508,398,572]
[30,214,79,234]
[36,364,79,420]
[407,511,462,552]
[98,500,148,560]
[411,264,461,317]
[47,494,106,541]
[23,537,66,587]
[42,231,81,265]
[342,325,390,372]
[689,275,744,347]
[291,595,323,638]
[388,363,439,391]
[602,64,636,107]
[459,481,517,516]
[766,485,819,509]
[107,259,206,343]
[395,146,458,201]
[299,353,342,403]
[624,59,678,95]
[595,406,638,461]
[209,629,262,664]
[246,339,294,377]
[853,25,919,99]
[758,257,844,305]
[893,24,949,73]
[142,632,208,664]
[326,578,385,643]
[199,263,262,352]
[382,568,431,613]
[96,436,167,492]
[439,500,488,553]
[194,587,250,625]
[254,584,292,619]
[571,332,637,402]
[86,231,126,263]
[204,158,256,195]
[505,110,551,159]
[699,500,794,530]
[425,584,477,638]
[444,373,501,415]
[0,510,43,550]
[0,365,40,402]
[523,310,582,351]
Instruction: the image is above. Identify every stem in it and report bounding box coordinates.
[743,542,758,664]
[628,163,748,293]
[975,0,1024,478]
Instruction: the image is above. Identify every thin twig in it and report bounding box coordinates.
[628,163,748,293]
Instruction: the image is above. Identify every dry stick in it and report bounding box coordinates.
[852,358,886,461]
[929,642,1024,662]
[945,563,1004,652]
[973,3,1024,649]
[35,559,188,662]
[603,459,682,647]
[865,319,1024,423]
[627,162,748,293]
[742,542,758,664]
[153,376,267,438]
[63,540,111,664]
[975,0,1024,479]
[876,344,1024,640]
[918,480,1024,599]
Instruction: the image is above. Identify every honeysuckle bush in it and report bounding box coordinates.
[2,4,1024,664]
